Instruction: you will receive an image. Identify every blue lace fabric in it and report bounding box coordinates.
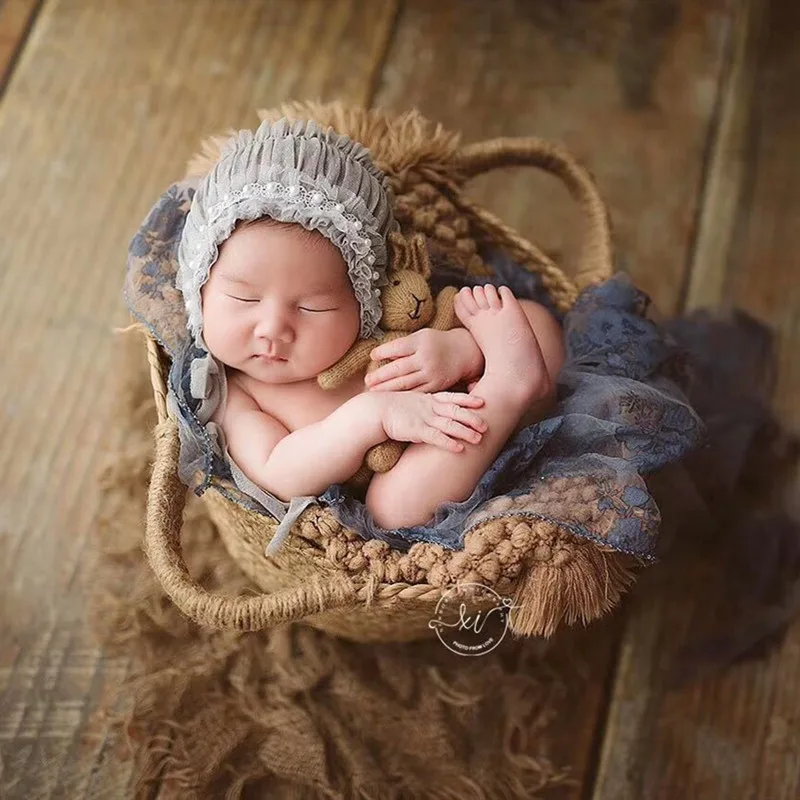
[323,256,704,558]
[125,181,705,562]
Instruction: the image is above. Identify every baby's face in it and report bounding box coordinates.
[200,220,361,384]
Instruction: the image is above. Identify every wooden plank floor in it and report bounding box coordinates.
[0,1,399,796]
[0,0,797,797]
[593,1,800,798]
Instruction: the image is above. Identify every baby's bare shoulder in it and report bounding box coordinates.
[218,375,289,461]
[225,371,312,430]
[219,373,272,429]
[225,378,258,411]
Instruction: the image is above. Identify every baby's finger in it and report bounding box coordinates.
[417,379,445,393]
[370,337,416,362]
[433,391,485,408]
[429,416,483,444]
[431,392,486,413]
[365,358,416,387]
[422,427,465,453]
[369,373,426,392]
[432,399,487,432]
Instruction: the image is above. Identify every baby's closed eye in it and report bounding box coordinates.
[227,294,260,303]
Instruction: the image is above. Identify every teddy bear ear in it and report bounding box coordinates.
[407,233,432,279]
[387,230,410,274]
[388,231,433,279]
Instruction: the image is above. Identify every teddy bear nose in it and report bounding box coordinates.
[409,293,425,319]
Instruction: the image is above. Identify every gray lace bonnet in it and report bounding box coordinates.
[176,118,398,342]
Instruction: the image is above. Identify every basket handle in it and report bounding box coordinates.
[143,339,359,631]
[454,136,614,294]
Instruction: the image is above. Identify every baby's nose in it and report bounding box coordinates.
[255,312,294,343]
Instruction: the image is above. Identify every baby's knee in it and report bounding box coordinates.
[366,476,427,530]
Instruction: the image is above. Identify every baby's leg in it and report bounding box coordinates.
[514,297,565,428]
[366,285,552,529]
[464,297,564,422]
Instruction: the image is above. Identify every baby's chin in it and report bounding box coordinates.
[234,359,320,385]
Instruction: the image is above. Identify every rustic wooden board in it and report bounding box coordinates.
[0,0,398,796]
[725,0,800,432]
[592,0,800,797]
[371,0,729,792]
[0,0,40,90]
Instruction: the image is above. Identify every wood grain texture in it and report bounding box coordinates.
[592,0,800,797]
[372,1,729,794]
[0,0,397,796]
[726,0,800,431]
[0,0,41,89]
[719,1,800,786]
[684,0,765,311]
[372,0,729,314]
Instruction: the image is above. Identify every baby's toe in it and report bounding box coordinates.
[456,286,479,315]
[472,285,490,310]
[483,284,501,309]
[498,286,516,307]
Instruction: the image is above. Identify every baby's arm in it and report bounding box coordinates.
[365,327,482,393]
[222,384,487,502]
[222,388,386,502]
[365,298,562,395]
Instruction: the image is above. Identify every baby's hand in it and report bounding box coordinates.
[379,391,487,453]
[366,329,483,393]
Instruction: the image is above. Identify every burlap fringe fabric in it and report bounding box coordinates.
[145,103,639,642]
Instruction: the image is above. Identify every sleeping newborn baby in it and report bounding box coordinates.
[177,119,564,530]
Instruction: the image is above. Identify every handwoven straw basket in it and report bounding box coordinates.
[143,111,634,643]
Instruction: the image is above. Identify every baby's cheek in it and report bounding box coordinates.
[309,325,349,366]
[202,307,239,361]
[200,318,221,359]
[332,322,360,355]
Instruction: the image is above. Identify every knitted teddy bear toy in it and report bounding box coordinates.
[318,231,459,479]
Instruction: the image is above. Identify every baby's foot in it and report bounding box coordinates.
[454,285,550,405]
